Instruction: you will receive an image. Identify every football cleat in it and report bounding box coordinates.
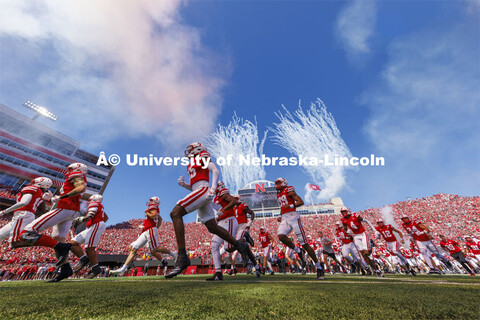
[73,256,90,273]
[235,240,250,267]
[165,253,190,278]
[54,242,72,267]
[46,264,73,283]
[111,266,127,276]
[86,265,102,279]
[205,271,223,281]
[298,248,307,268]
[226,269,233,276]
[316,268,325,280]
[410,269,417,276]
[243,231,255,247]
[255,265,261,278]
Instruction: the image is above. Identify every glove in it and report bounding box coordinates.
[206,187,216,200]
[42,190,53,201]
[74,216,87,224]
[51,196,60,204]
[177,176,185,185]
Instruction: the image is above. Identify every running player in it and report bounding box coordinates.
[439,235,475,276]
[225,197,256,275]
[318,231,347,274]
[334,221,363,274]
[259,226,275,275]
[400,214,452,274]
[375,219,416,275]
[275,177,324,280]
[166,143,250,278]
[112,197,175,276]
[0,177,52,246]
[465,236,480,265]
[16,163,88,282]
[70,194,109,279]
[340,207,381,276]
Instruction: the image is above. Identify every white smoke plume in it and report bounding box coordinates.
[206,114,267,194]
[0,0,227,146]
[380,205,409,246]
[271,99,352,203]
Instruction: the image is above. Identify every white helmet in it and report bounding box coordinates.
[89,194,103,203]
[149,196,161,205]
[31,177,53,190]
[217,181,225,190]
[377,218,384,224]
[275,177,288,190]
[67,162,88,174]
[340,207,350,216]
[184,142,208,158]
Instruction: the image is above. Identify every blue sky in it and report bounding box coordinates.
[0,0,479,225]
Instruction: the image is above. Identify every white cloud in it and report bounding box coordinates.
[335,0,376,57]
[361,22,480,194]
[0,0,228,147]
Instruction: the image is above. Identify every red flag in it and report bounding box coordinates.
[308,184,321,191]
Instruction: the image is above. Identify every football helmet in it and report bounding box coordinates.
[376,218,384,224]
[340,207,350,216]
[31,177,53,191]
[275,177,288,190]
[67,162,88,174]
[184,142,208,158]
[399,214,410,221]
[149,196,161,205]
[89,194,103,203]
[217,181,225,190]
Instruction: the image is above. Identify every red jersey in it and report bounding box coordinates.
[142,204,159,233]
[14,185,44,214]
[259,231,271,248]
[375,224,397,242]
[335,227,353,244]
[187,151,210,186]
[465,240,480,255]
[214,188,235,221]
[234,202,249,224]
[86,201,105,228]
[308,240,317,250]
[440,239,461,254]
[277,186,296,215]
[341,213,366,235]
[58,171,87,211]
[402,220,429,241]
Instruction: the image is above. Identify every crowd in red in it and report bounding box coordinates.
[0,193,478,279]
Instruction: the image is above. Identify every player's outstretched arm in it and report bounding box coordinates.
[362,218,376,232]
[0,193,33,216]
[392,227,405,242]
[245,207,255,221]
[220,194,239,214]
[208,162,219,191]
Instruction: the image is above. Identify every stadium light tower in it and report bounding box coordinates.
[23,100,58,121]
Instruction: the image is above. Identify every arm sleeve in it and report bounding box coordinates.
[208,162,219,190]
[3,194,33,214]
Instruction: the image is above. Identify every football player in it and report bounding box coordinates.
[0,177,52,245]
[375,219,416,275]
[334,221,364,274]
[112,197,175,276]
[439,235,475,276]
[400,214,452,274]
[259,226,275,275]
[340,207,381,276]
[69,194,109,279]
[166,143,250,278]
[275,177,324,280]
[16,163,88,282]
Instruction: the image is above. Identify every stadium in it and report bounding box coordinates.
[1,1,479,319]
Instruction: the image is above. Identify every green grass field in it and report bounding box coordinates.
[0,274,479,319]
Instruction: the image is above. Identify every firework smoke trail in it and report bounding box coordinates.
[271,98,352,203]
[206,114,268,194]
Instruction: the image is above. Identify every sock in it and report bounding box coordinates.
[38,235,58,248]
